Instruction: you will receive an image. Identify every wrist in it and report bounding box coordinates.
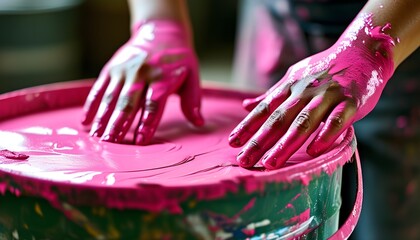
[130,19,192,47]
[127,0,192,44]
[337,13,395,80]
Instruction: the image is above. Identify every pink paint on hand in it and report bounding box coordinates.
[229,13,395,169]
[82,20,203,145]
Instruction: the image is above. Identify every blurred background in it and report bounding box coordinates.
[0,0,237,93]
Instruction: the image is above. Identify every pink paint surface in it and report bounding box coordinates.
[0,81,355,212]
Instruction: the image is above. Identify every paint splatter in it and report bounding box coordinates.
[0,149,29,160]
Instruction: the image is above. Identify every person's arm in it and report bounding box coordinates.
[128,0,193,45]
[82,0,203,145]
[361,0,420,66]
[229,0,420,169]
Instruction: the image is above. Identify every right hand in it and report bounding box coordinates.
[229,14,396,169]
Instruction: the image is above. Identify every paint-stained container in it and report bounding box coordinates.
[0,80,361,239]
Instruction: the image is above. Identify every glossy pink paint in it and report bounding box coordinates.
[229,13,395,169]
[0,81,355,213]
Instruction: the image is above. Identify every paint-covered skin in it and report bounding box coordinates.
[229,13,395,169]
[81,20,204,145]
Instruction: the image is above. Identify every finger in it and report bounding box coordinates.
[178,55,204,127]
[135,81,172,145]
[100,53,148,143]
[261,95,338,169]
[242,94,268,112]
[89,75,124,137]
[229,101,272,148]
[236,97,308,168]
[81,70,111,126]
[229,85,291,148]
[101,81,147,143]
[307,99,357,157]
[242,79,290,111]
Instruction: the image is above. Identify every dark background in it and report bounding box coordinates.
[0,0,238,93]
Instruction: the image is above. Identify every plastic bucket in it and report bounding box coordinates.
[0,80,362,239]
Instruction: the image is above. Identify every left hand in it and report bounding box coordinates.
[81,20,203,145]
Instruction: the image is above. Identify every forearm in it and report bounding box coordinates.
[127,0,193,44]
[360,0,420,67]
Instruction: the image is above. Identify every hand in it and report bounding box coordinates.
[229,14,395,169]
[82,20,204,145]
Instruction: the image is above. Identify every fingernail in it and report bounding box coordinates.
[307,147,318,157]
[194,117,204,127]
[262,155,277,169]
[193,108,204,126]
[307,141,323,157]
[242,99,252,106]
[81,116,88,125]
[91,130,101,137]
[101,134,110,141]
[101,134,116,143]
[135,133,144,145]
[239,157,250,167]
[229,137,242,147]
[228,131,237,142]
[228,128,247,147]
[237,151,244,157]
[237,152,251,166]
[90,122,102,137]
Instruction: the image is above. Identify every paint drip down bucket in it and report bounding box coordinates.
[0,80,362,239]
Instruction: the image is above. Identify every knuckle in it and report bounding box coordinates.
[138,64,152,76]
[328,115,344,129]
[326,82,341,92]
[254,102,270,115]
[145,99,159,113]
[266,109,285,128]
[294,111,312,133]
[344,97,358,109]
[103,92,114,104]
[248,139,261,150]
[234,123,251,136]
[116,96,135,113]
[86,87,103,103]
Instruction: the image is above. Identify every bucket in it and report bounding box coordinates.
[0,80,362,239]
